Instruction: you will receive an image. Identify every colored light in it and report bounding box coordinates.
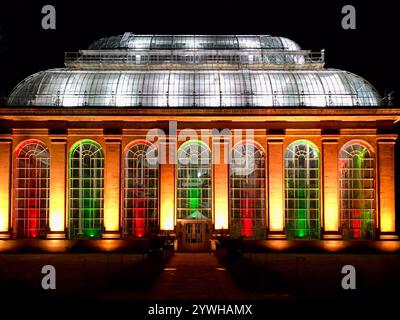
[340,142,375,239]
[285,140,320,240]
[28,209,39,238]
[15,140,49,238]
[133,207,146,237]
[69,140,104,238]
[84,228,99,238]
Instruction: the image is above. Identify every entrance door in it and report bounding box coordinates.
[177,220,211,252]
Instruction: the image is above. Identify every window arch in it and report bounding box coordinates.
[177,140,212,220]
[339,141,375,239]
[15,140,50,238]
[230,141,266,238]
[69,140,104,238]
[284,140,320,239]
[124,141,159,237]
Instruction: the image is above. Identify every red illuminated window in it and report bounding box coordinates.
[15,140,50,238]
[339,141,375,239]
[124,141,159,237]
[230,141,266,238]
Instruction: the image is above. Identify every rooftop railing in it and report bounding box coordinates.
[64,49,325,70]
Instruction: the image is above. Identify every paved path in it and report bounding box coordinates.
[148,253,245,300]
[102,253,292,300]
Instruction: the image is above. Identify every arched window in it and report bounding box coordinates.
[15,140,50,238]
[69,140,104,238]
[230,141,265,238]
[177,140,211,220]
[284,140,320,239]
[339,141,375,239]
[124,141,159,237]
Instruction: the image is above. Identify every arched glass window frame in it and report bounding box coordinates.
[284,139,321,240]
[176,140,212,220]
[68,139,104,239]
[339,140,376,240]
[229,140,266,239]
[123,140,159,238]
[14,139,50,239]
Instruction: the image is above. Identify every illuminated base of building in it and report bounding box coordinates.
[1,239,400,254]
[0,108,399,250]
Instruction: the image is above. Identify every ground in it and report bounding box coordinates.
[1,251,400,302]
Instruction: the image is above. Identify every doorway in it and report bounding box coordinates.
[177,220,211,252]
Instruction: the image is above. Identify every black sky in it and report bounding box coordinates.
[0,0,398,104]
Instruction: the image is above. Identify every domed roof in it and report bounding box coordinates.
[7,68,381,108]
[88,34,301,51]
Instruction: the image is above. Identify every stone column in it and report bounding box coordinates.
[267,136,285,238]
[47,137,67,238]
[377,135,398,239]
[212,138,229,230]
[322,136,341,239]
[103,137,121,238]
[160,137,176,231]
[0,136,12,238]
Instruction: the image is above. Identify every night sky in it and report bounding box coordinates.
[0,0,398,104]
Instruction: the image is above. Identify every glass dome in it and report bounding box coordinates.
[88,34,301,51]
[7,68,381,107]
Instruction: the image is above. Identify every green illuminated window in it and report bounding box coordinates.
[177,140,211,220]
[339,141,375,239]
[15,140,50,239]
[284,140,320,239]
[124,141,159,237]
[230,141,266,238]
[69,140,104,238]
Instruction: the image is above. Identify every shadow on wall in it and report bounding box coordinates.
[0,250,171,302]
[216,247,400,300]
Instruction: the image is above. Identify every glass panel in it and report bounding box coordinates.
[284,140,320,239]
[69,140,104,238]
[8,70,381,108]
[230,141,266,239]
[339,141,375,239]
[15,140,50,238]
[318,72,354,106]
[124,142,159,237]
[269,72,300,106]
[219,71,246,107]
[177,141,212,220]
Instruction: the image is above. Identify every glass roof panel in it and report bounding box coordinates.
[88,34,302,51]
[7,69,381,108]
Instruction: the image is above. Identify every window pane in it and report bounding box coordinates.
[177,141,211,220]
[69,140,104,238]
[123,142,159,237]
[339,141,375,239]
[230,142,266,239]
[284,140,320,239]
[15,140,50,238]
